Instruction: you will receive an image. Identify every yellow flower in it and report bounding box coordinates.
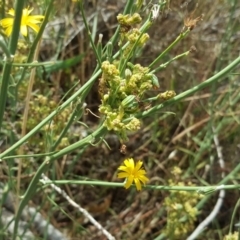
[117,158,149,191]
[0,7,44,37]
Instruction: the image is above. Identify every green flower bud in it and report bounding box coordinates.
[127,62,135,69]
[106,41,113,61]
[128,13,142,24]
[121,95,136,108]
[117,13,142,26]
[151,74,160,88]
[139,33,149,45]
[125,68,132,80]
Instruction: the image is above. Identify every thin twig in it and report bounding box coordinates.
[16,39,42,210]
[187,127,225,240]
[40,174,116,240]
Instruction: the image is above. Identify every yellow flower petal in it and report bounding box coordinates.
[0,7,44,37]
[27,16,45,22]
[0,18,14,28]
[124,175,134,189]
[117,158,149,191]
[5,26,13,37]
[135,160,143,171]
[138,175,149,184]
[20,25,28,36]
[124,158,134,169]
[27,22,40,33]
[138,169,147,175]
[24,8,33,15]
[118,165,128,171]
[117,172,129,178]
[134,178,142,191]
[7,9,15,16]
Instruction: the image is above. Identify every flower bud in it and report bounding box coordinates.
[121,95,136,108]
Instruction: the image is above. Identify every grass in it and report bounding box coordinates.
[0,0,240,239]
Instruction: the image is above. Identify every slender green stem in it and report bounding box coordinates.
[40,180,240,193]
[0,60,59,67]
[16,0,54,89]
[1,151,58,160]
[112,13,153,61]
[0,69,101,159]
[50,103,85,151]
[12,157,50,240]
[12,124,108,239]
[0,0,25,130]
[120,18,152,75]
[2,50,240,160]
[135,54,240,120]
[0,9,152,158]
[197,160,240,210]
[229,198,240,233]
[149,29,190,69]
[29,0,54,62]
[0,39,11,59]
[107,0,134,48]
[8,3,25,54]
[0,0,5,17]
[151,50,190,74]
[51,124,108,160]
[0,0,140,158]
[79,1,101,67]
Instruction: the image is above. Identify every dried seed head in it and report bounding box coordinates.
[184,13,203,31]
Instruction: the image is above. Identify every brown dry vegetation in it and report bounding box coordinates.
[42,1,240,239]
[1,0,240,239]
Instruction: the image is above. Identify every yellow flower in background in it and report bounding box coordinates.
[118,158,149,191]
[0,7,44,37]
